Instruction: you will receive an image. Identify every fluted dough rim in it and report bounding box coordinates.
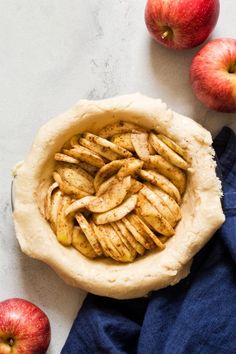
[13,93,225,299]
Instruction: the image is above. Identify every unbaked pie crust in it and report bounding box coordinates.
[13,94,225,299]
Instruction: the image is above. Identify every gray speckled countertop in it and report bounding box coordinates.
[0,1,235,353]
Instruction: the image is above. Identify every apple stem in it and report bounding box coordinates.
[161,31,169,40]
[228,60,236,74]
[7,337,14,346]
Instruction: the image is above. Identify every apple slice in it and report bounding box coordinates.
[94,160,125,192]
[53,172,90,199]
[54,153,80,164]
[130,214,165,249]
[44,182,59,220]
[126,213,156,249]
[83,132,132,158]
[65,196,97,216]
[79,137,121,161]
[144,155,186,194]
[95,224,123,262]
[88,176,131,213]
[111,222,137,259]
[102,224,135,263]
[117,158,143,180]
[96,175,117,197]
[49,189,63,232]
[56,197,74,246]
[116,220,145,255]
[90,222,110,257]
[139,169,181,203]
[62,143,99,175]
[110,224,137,262]
[157,134,189,161]
[75,212,103,255]
[78,161,98,176]
[56,165,95,194]
[149,133,189,170]
[69,134,80,147]
[126,179,144,198]
[111,133,135,151]
[136,192,175,237]
[98,121,145,138]
[63,146,105,168]
[72,226,97,258]
[148,142,156,155]
[93,194,138,224]
[146,183,181,221]
[140,185,177,227]
[131,133,150,161]
[122,216,154,250]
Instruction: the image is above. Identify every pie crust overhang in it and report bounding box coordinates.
[13,93,225,299]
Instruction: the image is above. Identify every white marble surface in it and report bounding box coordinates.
[0,1,235,353]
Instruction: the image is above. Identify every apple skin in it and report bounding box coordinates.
[0,298,51,354]
[145,0,220,49]
[190,38,236,113]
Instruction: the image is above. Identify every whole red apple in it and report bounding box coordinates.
[145,0,220,49]
[191,38,236,113]
[0,298,51,354]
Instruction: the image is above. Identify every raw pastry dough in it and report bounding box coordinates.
[13,94,225,299]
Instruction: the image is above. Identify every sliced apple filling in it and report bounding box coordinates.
[43,121,190,263]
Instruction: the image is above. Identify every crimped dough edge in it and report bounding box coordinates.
[13,93,225,299]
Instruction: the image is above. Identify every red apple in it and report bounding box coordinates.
[190,38,236,113]
[145,0,220,49]
[0,298,51,354]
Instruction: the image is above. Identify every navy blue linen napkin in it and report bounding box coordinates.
[61,127,236,354]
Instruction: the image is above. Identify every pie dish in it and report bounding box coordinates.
[13,93,225,299]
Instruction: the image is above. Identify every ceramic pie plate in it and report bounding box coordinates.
[12,94,225,299]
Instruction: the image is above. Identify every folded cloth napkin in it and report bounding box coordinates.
[61,127,236,354]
